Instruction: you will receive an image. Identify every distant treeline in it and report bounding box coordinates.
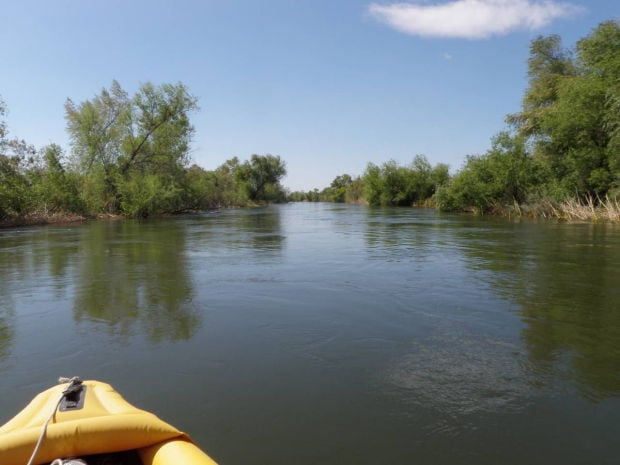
[291,21,620,219]
[0,81,286,223]
[288,155,449,206]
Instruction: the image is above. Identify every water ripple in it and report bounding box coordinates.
[386,331,531,415]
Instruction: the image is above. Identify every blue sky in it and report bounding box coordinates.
[1,0,617,191]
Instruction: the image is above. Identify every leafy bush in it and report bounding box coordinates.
[362,155,449,207]
[436,133,538,213]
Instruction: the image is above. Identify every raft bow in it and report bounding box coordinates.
[0,378,218,465]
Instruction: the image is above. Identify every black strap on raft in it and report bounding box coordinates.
[59,377,86,411]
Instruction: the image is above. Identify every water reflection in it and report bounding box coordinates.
[518,224,620,401]
[72,220,200,342]
[359,209,620,402]
[191,207,285,258]
[0,256,15,364]
[0,312,13,362]
[452,220,620,400]
[364,207,445,262]
[0,227,80,290]
[235,207,285,254]
[0,227,81,362]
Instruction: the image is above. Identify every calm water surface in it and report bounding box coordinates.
[1,203,619,464]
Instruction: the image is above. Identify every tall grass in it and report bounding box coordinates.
[558,196,620,222]
[514,195,620,222]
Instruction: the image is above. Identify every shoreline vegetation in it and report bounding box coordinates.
[1,81,287,228]
[289,21,620,223]
[2,21,619,228]
[4,194,619,229]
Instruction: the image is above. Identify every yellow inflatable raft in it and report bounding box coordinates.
[0,378,218,465]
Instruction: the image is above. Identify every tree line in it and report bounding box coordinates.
[0,81,286,223]
[2,21,619,222]
[292,21,620,217]
[289,155,449,207]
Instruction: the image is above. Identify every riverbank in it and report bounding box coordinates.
[555,197,620,222]
[3,197,619,229]
[491,196,620,223]
[0,212,124,229]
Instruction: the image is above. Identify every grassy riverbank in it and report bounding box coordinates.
[527,196,620,222]
[290,22,620,222]
[1,82,287,225]
[0,212,120,229]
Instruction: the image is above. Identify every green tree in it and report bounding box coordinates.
[287,191,307,202]
[235,154,287,202]
[577,20,620,81]
[322,174,353,202]
[507,21,620,199]
[575,20,620,196]
[362,156,448,207]
[380,161,411,206]
[363,163,382,206]
[0,97,9,220]
[0,97,7,147]
[65,81,198,216]
[119,82,197,177]
[215,157,250,207]
[37,144,84,214]
[436,133,538,213]
[0,155,29,220]
[506,35,575,137]
[65,80,130,173]
[65,81,130,211]
[306,189,321,202]
[408,155,448,202]
[430,163,450,193]
[345,176,365,203]
[0,101,38,220]
[543,75,611,196]
[179,164,215,210]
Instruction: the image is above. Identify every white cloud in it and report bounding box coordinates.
[368,0,585,39]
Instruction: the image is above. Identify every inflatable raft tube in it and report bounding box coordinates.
[0,379,218,465]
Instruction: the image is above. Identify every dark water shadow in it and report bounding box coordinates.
[450,219,620,400]
[73,219,200,343]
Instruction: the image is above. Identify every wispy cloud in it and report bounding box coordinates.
[368,0,585,39]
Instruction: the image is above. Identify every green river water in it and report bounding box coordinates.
[0,203,619,464]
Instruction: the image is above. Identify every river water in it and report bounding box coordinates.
[0,203,619,464]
